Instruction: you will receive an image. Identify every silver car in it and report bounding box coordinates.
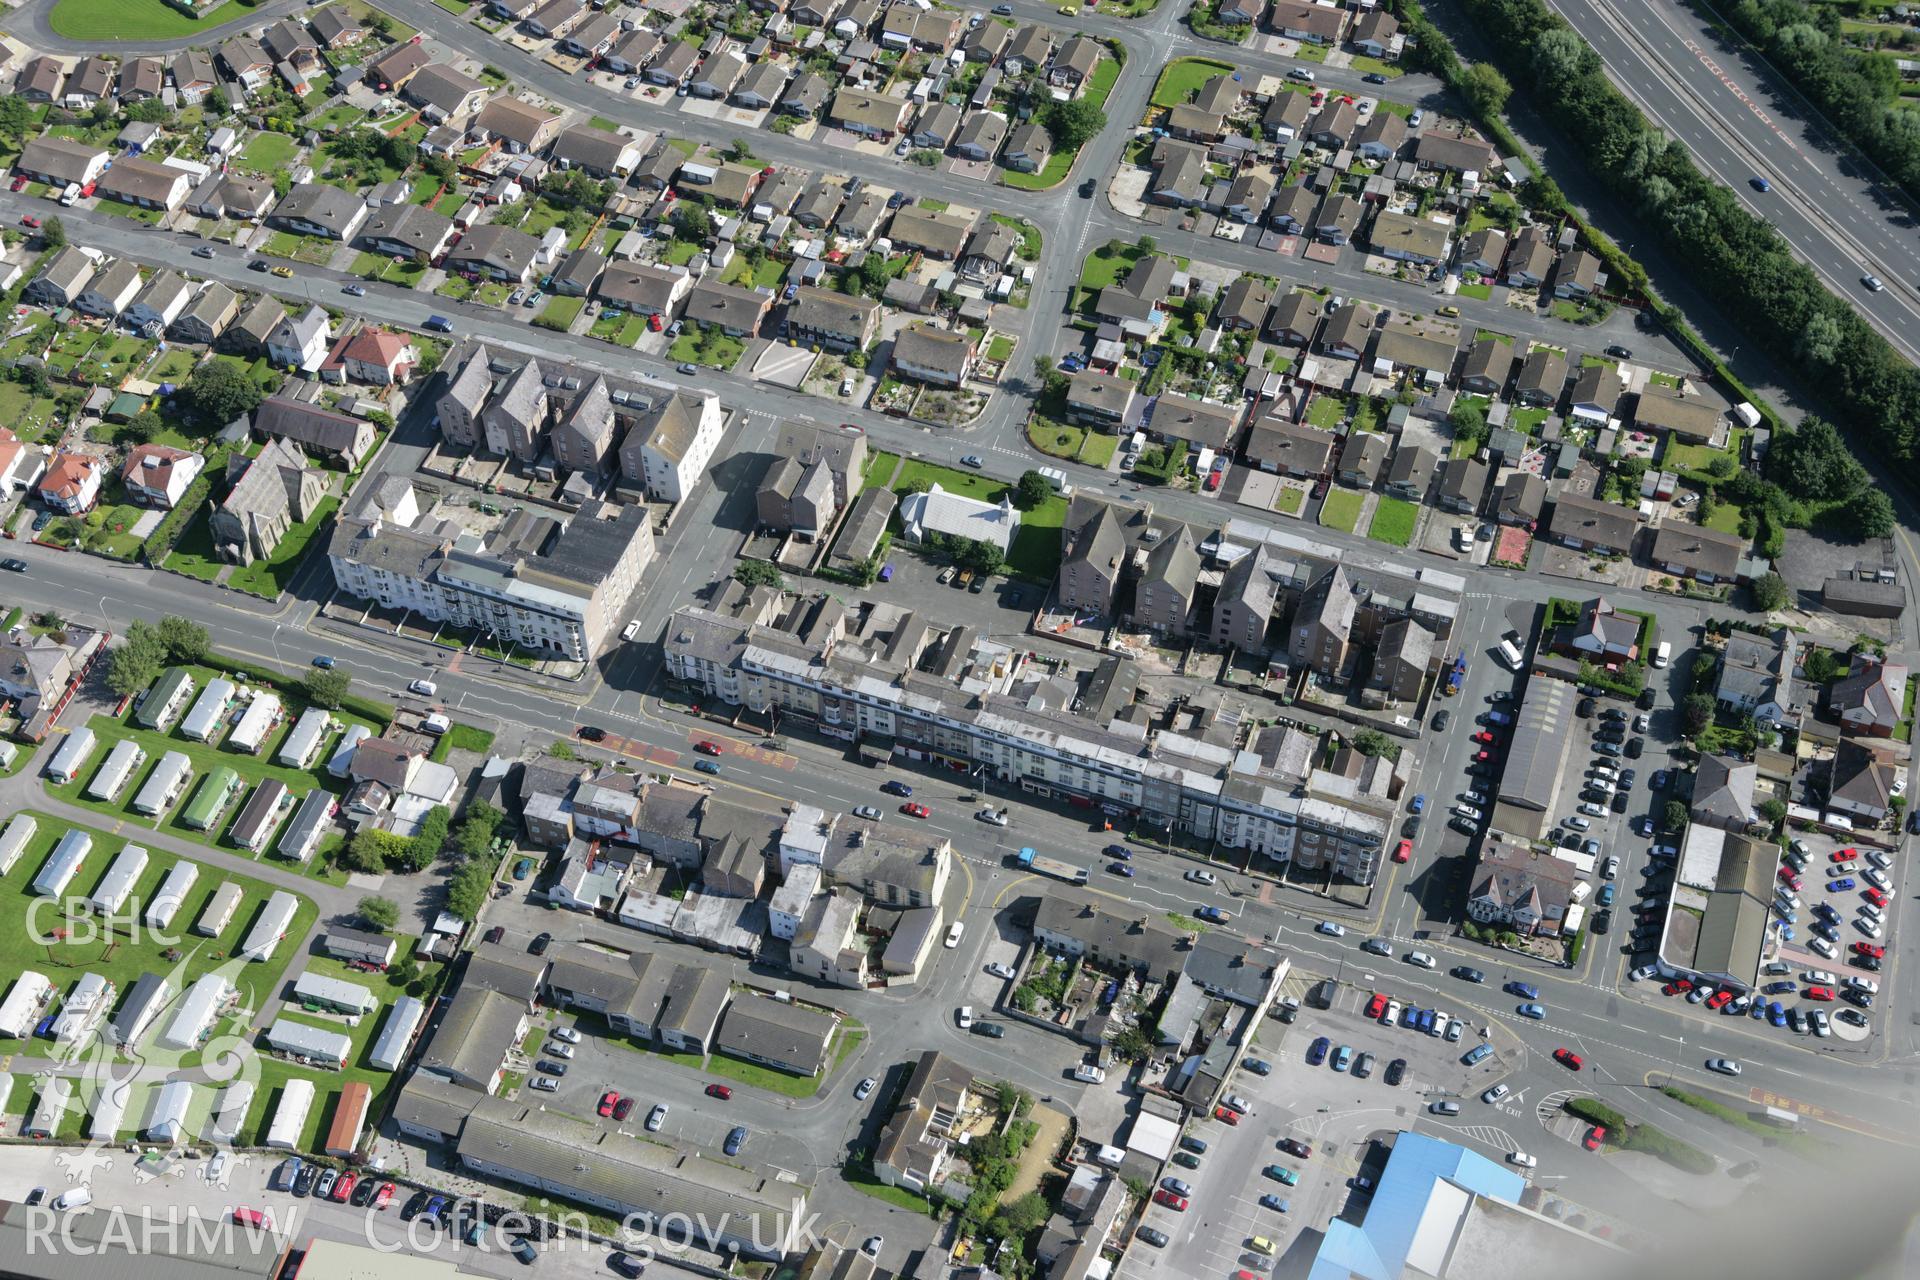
[645,1105,668,1132]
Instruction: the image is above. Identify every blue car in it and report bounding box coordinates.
[1461,1043,1493,1066]
[1417,1008,1437,1035]
[1109,862,1135,877]
[1516,1003,1546,1020]
[1767,1002,1788,1027]
[1828,878,1855,892]
[1332,1045,1353,1072]
[1410,794,1426,814]
[1750,999,1769,1020]
[1764,980,1796,994]
[1259,1194,1290,1212]
[1598,885,1615,906]
[1749,175,1771,192]
[1307,1036,1330,1066]
[1505,981,1540,1000]
[1104,844,1132,860]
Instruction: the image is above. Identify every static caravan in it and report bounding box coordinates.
[240,890,299,962]
[109,972,175,1049]
[209,1079,254,1145]
[322,926,397,967]
[0,971,54,1038]
[324,1080,372,1157]
[85,844,149,914]
[263,1017,351,1068]
[89,1079,131,1141]
[229,779,291,852]
[181,766,242,831]
[31,830,92,897]
[276,789,337,863]
[133,666,195,730]
[229,692,282,755]
[145,861,200,929]
[25,1077,73,1139]
[328,724,371,779]
[144,1079,195,1143]
[263,1077,315,1149]
[368,995,426,1071]
[180,677,236,742]
[85,739,146,802]
[292,971,377,1015]
[159,973,233,1050]
[53,972,114,1046]
[277,708,332,769]
[132,751,193,817]
[0,814,36,875]
[45,726,96,784]
[194,881,244,936]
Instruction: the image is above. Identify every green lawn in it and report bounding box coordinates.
[862,451,903,490]
[0,808,312,1074]
[1701,502,1745,534]
[668,329,746,370]
[163,509,226,582]
[234,132,301,175]
[1151,57,1236,108]
[999,151,1073,191]
[1276,485,1305,515]
[1367,498,1418,546]
[1457,281,1492,300]
[537,295,585,329]
[91,200,163,225]
[226,496,339,600]
[708,1027,864,1098]
[47,0,240,39]
[1084,56,1122,111]
[720,255,788,290]
[1511,406,1551,435]
[1320,489,1364,533]
[1305,394,1347,429]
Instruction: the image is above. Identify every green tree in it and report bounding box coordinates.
[1855,489,1896,539]
[724,137,758,164]
[1663,800,1690,831]
[445,859,494,921]
[1690,651,1718,691]
[1042,97,1107,151]
[734,559,785,590]
[1449,400,1489,452]
[1460,62,1513,115]
[1759,797,1787,824]
[1750,571,1789,612]
[119,410,163,446]
[424,153,457,181]
[182,360,264,429]
[1706,454,1736,479]
[343,830,392,874]
[0,95,32,143]
[1110,1024,1153,1061]
[104,620,167,698]
[1682,692,1714,736]
[1013,470,1052,510]
[1767,417,1865,503]
[301,667,351,709]
[357,896,400,932]
[39,216,66,250]
[156,616,209,664]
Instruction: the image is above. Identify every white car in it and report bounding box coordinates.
[1221,1094,1251,1115]
[1804,969,1838,984]
[1859,901,1884,922]
[645,1104,668,1131]
[1186,869,1218,885]
[1706,1058,1741,1076]
[944,922,965,949]
[1866,848,1892,871]
[957,1006,974,1029]
[1317,920,1346,937]
[1565,816,1592,832]
[1406,951,1436,970]
[855,1077,877,1100]
[986,962,1017,980]
[1863,867,1891,890]
[1482,1083,1510,1103]
[1809,1009,1831,1037]
[1430,1011,1451,1037]
[531,1077,559,1092]
[1602,857,1620,880]
[1452,804,1482,821]
[1629,965,1658,981]
[1809,936,1839,959]
[1507,1151,1537,1168]
[552,1026,582,1045]
[621,620,641,642]
[1845,976,1880,993]
[1578,802,1605,817]
[1856,919,1884,939]
[1462,790,1487,805]
[545,1042,575,1059]
[1382,1000,1402,1025]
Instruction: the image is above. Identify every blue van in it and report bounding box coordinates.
[424,315,454,333]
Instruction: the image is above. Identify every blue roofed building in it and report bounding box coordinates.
[1308,1132,1529,1280]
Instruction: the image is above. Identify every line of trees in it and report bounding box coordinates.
[1716,0,1920,205]
[1388,0,1920,515]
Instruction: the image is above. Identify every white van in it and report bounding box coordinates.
[1093,1144,1125,1168]
[52,1187,93,1211]
[1653,641,1671,668]
[1496,639,1524,670]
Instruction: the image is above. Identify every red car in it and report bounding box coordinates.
[1552,1048,1583,1071]
[1707,989,1736,1010]
[613,1097,634,1121]
[1474,750,1491,762]
[8,176,24,191]
[1278,1137,1312,1159]
[331,1173,357,1203]
[1393,839,1412,864]
[1805,986,1835,1001]
[373,1182,396,1211]
[901,802,930,818]
[1662,978,1693,996]
[694,740,723,755]
[1853,941,1887,958]
[1213,1105,1240,1126]
[599,1091,621,1118]
[1830,850,1853,862]
[1153,1188,1189,1211]
[1865,886,1889,907]
[1471,731,1494,743]
[1583,1126,1606,1151]
[19,215,39,228]
[1366,992,1388,1019]
[1777,865,1797,882]
[705,1083,733,1100]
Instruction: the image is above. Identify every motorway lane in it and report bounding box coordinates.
[1551,0,1920,362]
